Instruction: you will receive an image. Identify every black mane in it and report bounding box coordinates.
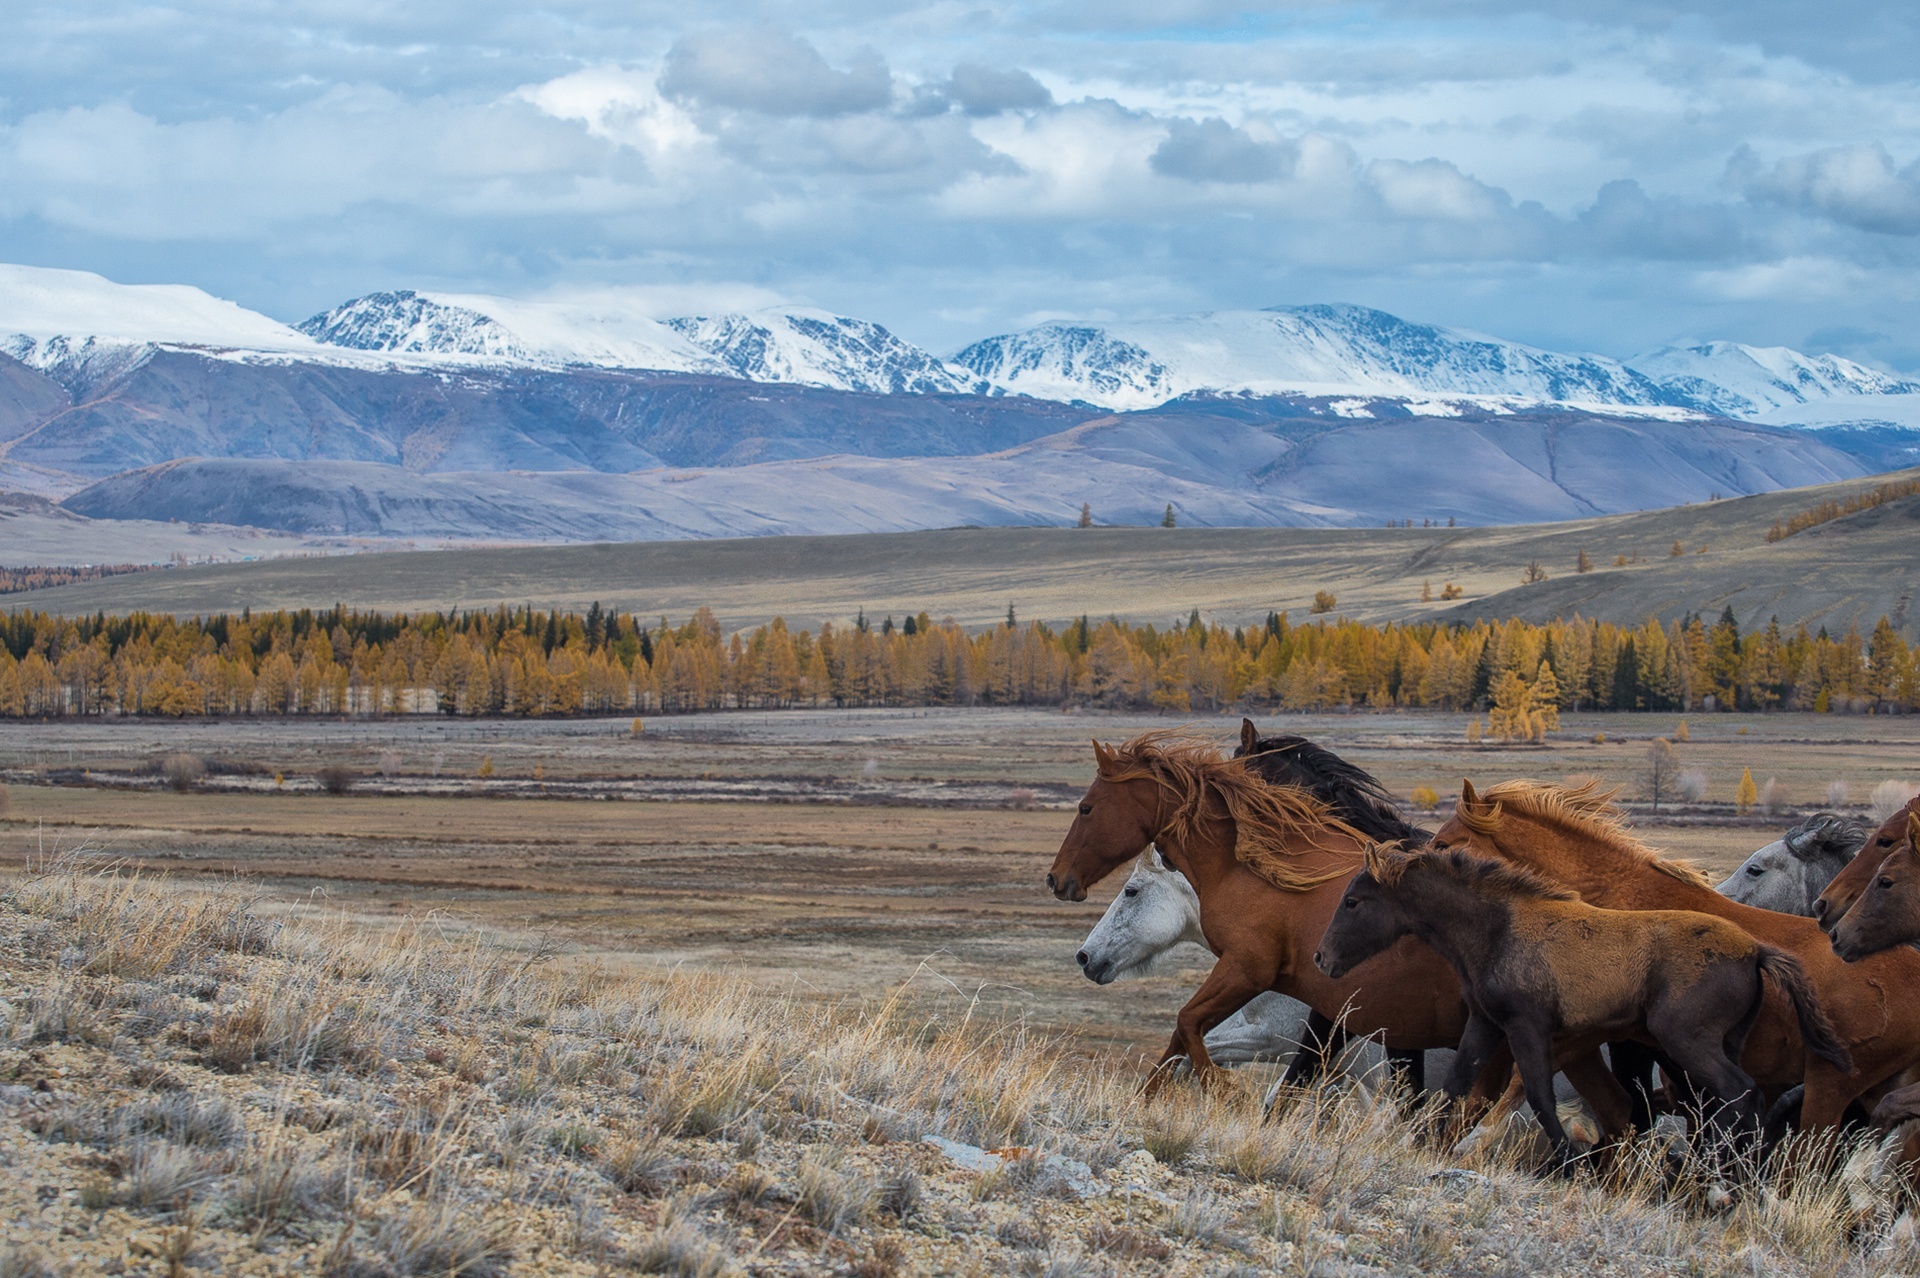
[1235,731,1431,846]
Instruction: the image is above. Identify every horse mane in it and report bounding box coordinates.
[1367,843,1579,902]
[1238,733,1432,846]
[1104,731,1366,893]
[1785,813,1870,862]
[1459,779,1712,887]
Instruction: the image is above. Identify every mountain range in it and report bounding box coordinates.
[3,262,1918,549]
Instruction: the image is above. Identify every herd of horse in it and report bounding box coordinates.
[1045,721,1920,1176]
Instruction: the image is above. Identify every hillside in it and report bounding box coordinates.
[15,468,1919,638]
[0,859,1896,1276]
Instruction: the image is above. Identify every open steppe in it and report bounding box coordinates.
[4,708,1915,1063]
[10,467,1920,638]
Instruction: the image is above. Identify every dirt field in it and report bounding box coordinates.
[3,709,1916,1066]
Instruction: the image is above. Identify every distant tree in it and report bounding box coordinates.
[1670,539,1685,558]
[1421,579,1433,602]
[1643,738,1678,813]
[1614,553,1630,566]
[1078,502,1093,528]
[1410,784,1440,811]
[1310,590,1337,615]
[855,607,870,633]
[1006,603,1017,628]
[1522,561,1547,584]
[1440,582,1464,601]
[881,616,894,635]
[1735,767,1758,814]
[1576,550,1593,573]
[1162,504,1177,528]
[1447,516,1456,527]
[902,614,917,636]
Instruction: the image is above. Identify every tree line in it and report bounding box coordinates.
[0,602,1914,719]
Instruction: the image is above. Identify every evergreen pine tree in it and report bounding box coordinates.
[1162,504,1177,528]
[1077,502,1093,528]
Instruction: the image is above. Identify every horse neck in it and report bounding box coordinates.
[1390,873,1512,985]
[1488,816,1708,911]
[1149,785,1241,899]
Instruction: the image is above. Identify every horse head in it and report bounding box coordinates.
[1832,813,1920,962]
[1813,796,1920,932]
[1047,739,1164,902]
[1074,849,1204,984]
[1719,813,1869,916]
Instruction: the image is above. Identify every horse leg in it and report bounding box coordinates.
[1440,1013,1509,1144]
[1147,960,1266,1098]
[1607,1040,1663,1131]
[1389,1048,1426,1100]
[1559,1047,1634,1145]
[1277,1007,1349,1090]
[1506,1019,1579,1173]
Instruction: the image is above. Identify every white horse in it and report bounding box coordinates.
[1716,813,1868,916]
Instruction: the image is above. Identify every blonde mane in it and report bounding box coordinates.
[1459,779,1712,887]
[1101,731,1366,892]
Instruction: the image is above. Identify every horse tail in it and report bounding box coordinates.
[1756,946,1853,1073]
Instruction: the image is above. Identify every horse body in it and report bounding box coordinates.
[1812,796,1920,931]
[1435,780,1920,1130]
[1718,814,1869,916]
[1316,845,1846,1167]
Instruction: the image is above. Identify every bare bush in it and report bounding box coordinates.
[1761,777,1792,815]
[1871,779,1920,822]
[315,763,356,795]
[1827,779,1851,809]
[160,753,205,793]
[1642,738,1679,812]
[1677,769,1710,804]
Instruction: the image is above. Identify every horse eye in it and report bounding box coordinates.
[1747,865,1765,876]
[1880,877,1895,889]
[1880,838,1896,847]
[1078,803,1092,816]
[1344,897,1359,909]
[1123,886,1138,898]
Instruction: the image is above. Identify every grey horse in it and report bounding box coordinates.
[1717,813,1870,916]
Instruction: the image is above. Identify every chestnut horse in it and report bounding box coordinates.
[1811,795,1920,932]
[1045,734,1631,1126]
[1434,779,1920,1131]
[1831,812,1920,962]
[1316,844,1849,1169]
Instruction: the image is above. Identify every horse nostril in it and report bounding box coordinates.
[1046,873,1058,892]
[1312,950,1323,968]
[1076,950,1090,968]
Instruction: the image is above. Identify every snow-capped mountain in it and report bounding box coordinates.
[952,304,1681,413]
[1626,341,1920,418]
[666,311,981,396]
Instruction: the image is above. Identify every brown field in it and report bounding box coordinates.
[4,708,1915,1066]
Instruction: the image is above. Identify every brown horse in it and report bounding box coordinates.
[1315,844,1849,1169]
[1044,734,1632,1125]
[1433,779,1920,1131]
[1812,795,1920,932]
[1831,813,1920,962]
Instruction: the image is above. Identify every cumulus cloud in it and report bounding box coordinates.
[659,29,892,117]
[1150,118,1294,184]
[944,64,1053,115]
[1734,143,1920,235]
[1577,179,1744,259]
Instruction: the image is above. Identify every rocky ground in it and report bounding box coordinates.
[0,857,1915,1276]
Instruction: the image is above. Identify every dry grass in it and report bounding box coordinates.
[0,856,1913,1276]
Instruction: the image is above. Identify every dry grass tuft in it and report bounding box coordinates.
[796,1154,878,1234]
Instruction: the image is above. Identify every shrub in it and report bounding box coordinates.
[316,764,356,795]
[1677,769,1710,804]
[1409,785,1440,812]
[372,1192,515,1277]
[1761,777,1791,815]
[160,753,205,793]
[1827,780,1851,809]
[1310,590,1337,615]
[117,1141,220,1214]
[796,1156,877,1234]
[1871,780,1920,822]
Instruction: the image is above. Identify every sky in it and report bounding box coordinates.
[4,1,1920,366]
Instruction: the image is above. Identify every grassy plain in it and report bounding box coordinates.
[10,467,1920,637]
[3,708,1916,1063]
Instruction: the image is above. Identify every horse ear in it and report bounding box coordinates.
[1092,739,1119,776]
[1460,778,1483,812]
[1239,718,1259,754]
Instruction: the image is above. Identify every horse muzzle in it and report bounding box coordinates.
[1312,949,1344,978]
[1076,949,1114,984]
[1046,872,1086,902]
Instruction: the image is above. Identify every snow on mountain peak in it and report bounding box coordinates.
[952,304,1677,412]
[1626,340,1920,418]
[666,309,983,396]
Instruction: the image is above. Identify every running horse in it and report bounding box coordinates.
[1045,733,1629,1124]
[1433,779,1920,1132]
[1811,795,1920,932]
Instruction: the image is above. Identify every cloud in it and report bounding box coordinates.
[1734,143,1920,236]
[1577,179,1743,259]
[659,29,892,117]
[1150,118,1294,184]
[944,64,1053,115]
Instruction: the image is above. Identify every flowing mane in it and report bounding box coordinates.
[1104,732,1366,892]
[1460,779,1712,887]
[1367,843,1579,902]
[1237,732,1432,846]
